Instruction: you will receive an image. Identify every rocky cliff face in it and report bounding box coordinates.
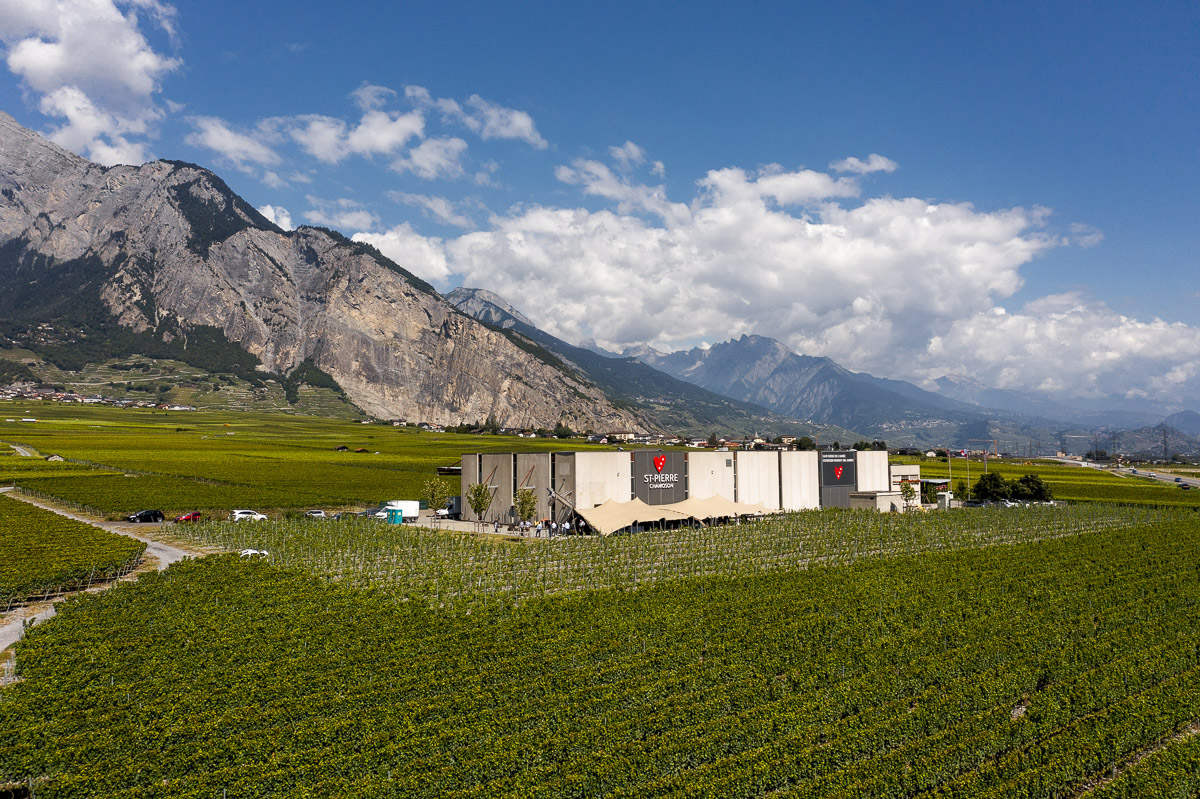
[0,112,643,430]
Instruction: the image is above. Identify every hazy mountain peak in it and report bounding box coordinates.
[444,287,534,328]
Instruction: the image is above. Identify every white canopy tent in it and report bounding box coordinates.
[575,496,779,536]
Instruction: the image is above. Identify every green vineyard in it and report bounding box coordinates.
[0,492,146,609]
[3,508,1200,796]
[167,503,1174,608]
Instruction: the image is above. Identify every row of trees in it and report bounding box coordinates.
[971,472,1054,502]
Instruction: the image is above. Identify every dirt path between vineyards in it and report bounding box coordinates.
[0,487,209,657]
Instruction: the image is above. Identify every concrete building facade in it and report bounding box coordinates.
[460,449,908,523]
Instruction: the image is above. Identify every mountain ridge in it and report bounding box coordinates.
[446,287,862,440]
[0,112,642,432]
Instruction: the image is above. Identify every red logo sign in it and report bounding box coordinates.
[834,465,844,480]
[653,456,666,473]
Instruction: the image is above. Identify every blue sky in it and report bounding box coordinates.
[1,0,1198,407]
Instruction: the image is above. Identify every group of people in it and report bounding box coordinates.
[507,518,586,537]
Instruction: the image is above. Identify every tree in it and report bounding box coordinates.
[513,488,537,526]
[1012,474,1053,501]
[423,478,451,516]
[466,482,493,523]
[899,480,918,511]
[973,472,1011,501]
[553,421,573,439]
[707,431,720,447]
[796,436,816,451]
[483,414,501,435]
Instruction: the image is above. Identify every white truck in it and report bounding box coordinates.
[436,496,462,519]
[379,500,420,523]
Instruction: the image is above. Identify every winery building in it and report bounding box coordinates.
[460,449,917,533]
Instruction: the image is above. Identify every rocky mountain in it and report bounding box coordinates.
[1111,424,1200,460]
[1163,411,1200,438]
[0,112,642,431]
[629,334,989,441]
[446,288,859,439]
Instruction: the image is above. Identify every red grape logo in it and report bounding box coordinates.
[653,456,666,473]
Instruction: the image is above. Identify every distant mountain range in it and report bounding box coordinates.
[1,111,1195,453]
[629,334,981,434]
[445,289,858,441]
[0,111,844,437]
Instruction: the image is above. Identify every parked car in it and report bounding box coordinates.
[174,511,202,523]
[230,509,268,522]
[127,509,164,523]
[304,509,326,518]
[1175,477,1184,483]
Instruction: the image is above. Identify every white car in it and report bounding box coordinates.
[304,509,327,518]
[230,509,268,522]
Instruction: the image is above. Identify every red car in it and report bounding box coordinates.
[174,511,203,523]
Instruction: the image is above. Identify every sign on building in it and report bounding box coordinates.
[819,451,858,508]
[632,450,687,505]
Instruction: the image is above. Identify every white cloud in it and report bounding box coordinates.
[391,137,468,179]
[352,83,395,112]
[353,223,451,283]
[473,159,500,186]
[830,153,898,175]
[1068,222,1104,248]
[406,84,547,149]
[556,158,689,224]
[727,164,861,206]
[185,116,280,167]
[465,94,547,148]
[443,159,1091,394]
[302,196,377,232]
[0,0,180,164]
[257,204,293,230]
[389,192,474,228]
[262,170,287,189]
[346,109,424,158]
[927,294,1200,400]
[286,115,348,162]
[609,141,646,170]
[285,108,424,164]
[438,163,1200,403]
